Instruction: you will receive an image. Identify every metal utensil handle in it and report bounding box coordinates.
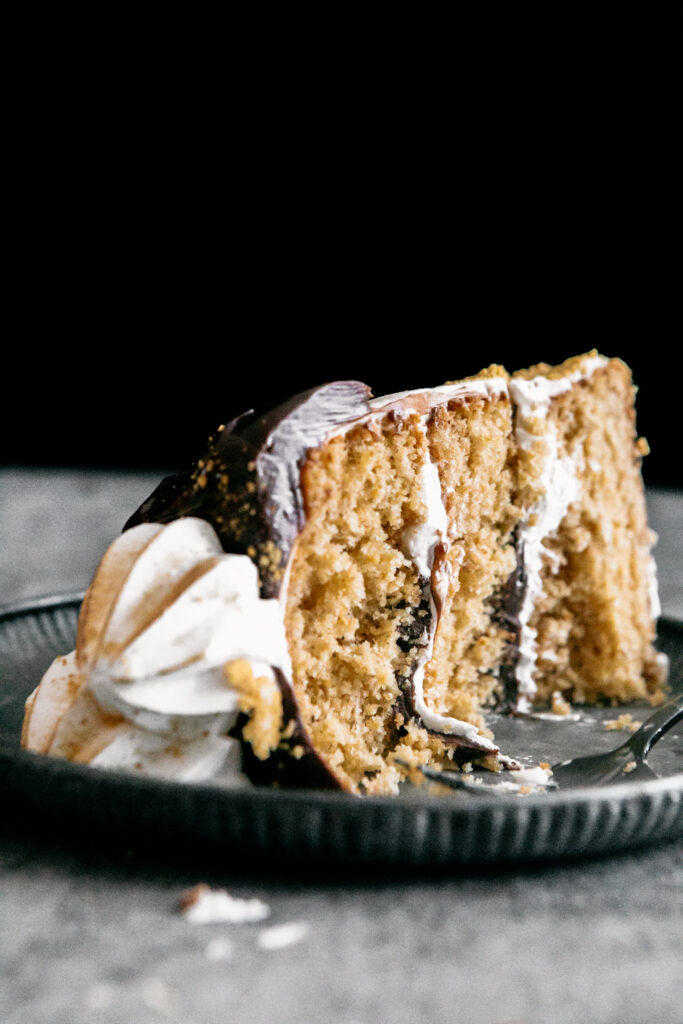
[626,689,683,761]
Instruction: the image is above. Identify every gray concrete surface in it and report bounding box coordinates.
[1,470,682,1024]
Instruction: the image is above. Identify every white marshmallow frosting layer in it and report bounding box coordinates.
[509,355,609,707]
[399,414,497,750]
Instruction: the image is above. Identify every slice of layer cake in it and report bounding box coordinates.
[22,352,665,795]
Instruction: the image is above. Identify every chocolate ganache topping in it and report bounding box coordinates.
[126,382,372,599]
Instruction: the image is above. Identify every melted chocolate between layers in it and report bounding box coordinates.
[492,530,526,713]
[393,576,501,765]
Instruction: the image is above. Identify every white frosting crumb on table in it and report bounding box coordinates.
[257,921,310,950]
[179,885,270,924]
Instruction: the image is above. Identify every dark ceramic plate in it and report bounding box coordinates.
[1,594,681,867]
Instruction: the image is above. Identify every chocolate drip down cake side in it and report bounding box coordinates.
[22,352,667,795]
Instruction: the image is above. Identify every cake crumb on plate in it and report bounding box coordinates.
[605,713,642,732]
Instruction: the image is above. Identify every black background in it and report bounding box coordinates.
[4,5,680,487]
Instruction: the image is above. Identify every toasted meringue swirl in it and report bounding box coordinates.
[23,519,291,783]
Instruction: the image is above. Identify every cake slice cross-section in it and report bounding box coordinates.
[22,352,665,795]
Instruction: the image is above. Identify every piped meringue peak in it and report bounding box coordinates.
[23,518,291,783]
